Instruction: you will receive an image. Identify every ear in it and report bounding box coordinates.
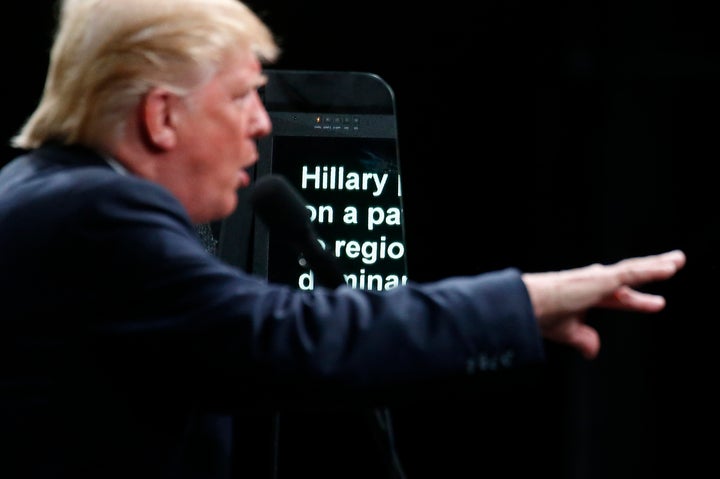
[140,87,178,150]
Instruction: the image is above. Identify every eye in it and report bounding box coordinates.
[233,90,252,104]
[234,86,263,107]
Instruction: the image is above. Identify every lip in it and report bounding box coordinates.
[237,168,251,189]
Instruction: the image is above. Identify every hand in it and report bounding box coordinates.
[521,249,686,359]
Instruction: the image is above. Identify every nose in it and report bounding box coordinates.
[249,92,272,138]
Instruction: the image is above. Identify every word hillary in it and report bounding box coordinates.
[301,166,397,197]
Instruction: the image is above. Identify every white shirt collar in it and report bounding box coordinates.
[103,155,129,175]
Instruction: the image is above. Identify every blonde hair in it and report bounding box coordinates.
[11,0,279,150]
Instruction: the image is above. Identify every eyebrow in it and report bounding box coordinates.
[251,73,268,90]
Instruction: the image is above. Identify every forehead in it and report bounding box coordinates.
[215,49,267,89]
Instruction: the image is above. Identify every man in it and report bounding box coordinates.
[0,0,685,478]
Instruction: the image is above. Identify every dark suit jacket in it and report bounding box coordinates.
[0,143,545,478]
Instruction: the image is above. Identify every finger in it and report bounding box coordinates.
[597,285,666,312]
[613,250,686,286]
[568,323,601,360]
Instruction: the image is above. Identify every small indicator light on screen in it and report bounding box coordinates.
[315,116,322,123]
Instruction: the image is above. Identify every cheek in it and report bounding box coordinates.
[191,122,238,171]
[213,106,249,150]
[188,103,250,173]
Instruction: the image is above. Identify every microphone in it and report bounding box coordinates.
[249,174,345,288]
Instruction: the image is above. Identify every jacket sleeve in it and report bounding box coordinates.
[80,176,545,409]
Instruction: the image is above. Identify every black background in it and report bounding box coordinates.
[2,1,716,478]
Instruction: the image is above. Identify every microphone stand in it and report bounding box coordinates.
[271,249,407,479]
[301,249,407,479]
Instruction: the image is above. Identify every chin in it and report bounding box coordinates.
[191,198,236,224]
[217,196,238,220]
